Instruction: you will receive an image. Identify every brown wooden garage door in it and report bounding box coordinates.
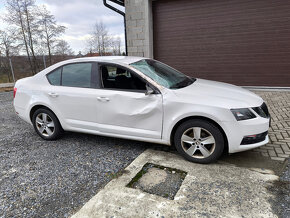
[153,0,290,87]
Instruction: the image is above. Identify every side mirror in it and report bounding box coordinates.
[145,85,154,96]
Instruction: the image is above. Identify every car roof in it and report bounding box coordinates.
[67,56,147,65]
[34,56,148,80]
[33,55,164,90]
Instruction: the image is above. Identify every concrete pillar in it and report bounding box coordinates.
[125,0,153,58]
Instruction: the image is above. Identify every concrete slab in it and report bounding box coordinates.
[127,163,187,200]
[72,149,280,218]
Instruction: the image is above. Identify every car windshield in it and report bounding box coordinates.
[130,59,195,89]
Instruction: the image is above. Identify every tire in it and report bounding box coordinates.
[174,119,224,164]
[32,108,63,140]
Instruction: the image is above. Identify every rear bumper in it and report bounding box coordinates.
[223,116,270,153]
[14,104,31,124]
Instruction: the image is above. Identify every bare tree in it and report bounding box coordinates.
[37,5,66,65]
[5,0,32,73]
[111,36,121,55]
[0,29,19,82]
[23,0,39,72]
[86,37,95,55]
[0,0,71,80]
[54,39,74,57]
[5,0,40,74]
[88,21,112,55]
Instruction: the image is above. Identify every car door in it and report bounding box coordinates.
[45,62,99,131]
[96,64,163,139]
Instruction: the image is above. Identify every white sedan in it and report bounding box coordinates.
[13,56,270,163]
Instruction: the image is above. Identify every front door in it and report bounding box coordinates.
[96,64,163,139]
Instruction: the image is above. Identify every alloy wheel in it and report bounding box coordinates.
[181,127,216,159]
[35,113,55,137]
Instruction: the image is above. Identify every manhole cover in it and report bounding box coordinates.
[127,163,187,200]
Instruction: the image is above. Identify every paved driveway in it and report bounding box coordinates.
[252,91,290,161]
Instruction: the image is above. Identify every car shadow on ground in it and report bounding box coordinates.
[60,131,175,152]
[62,130,285,173]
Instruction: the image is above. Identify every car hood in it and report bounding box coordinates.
[172,78,263,109]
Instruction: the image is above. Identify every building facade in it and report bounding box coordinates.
[125,0,290,87]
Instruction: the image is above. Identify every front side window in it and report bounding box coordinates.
[130,59,194,89]
[47,68,61,85]
[101,65,146,91]
[62,63,92,88]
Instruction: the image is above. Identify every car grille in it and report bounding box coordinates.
[252,102,270,118]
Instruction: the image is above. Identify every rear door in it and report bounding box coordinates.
[45,62,99,130]
[95,64,163,139]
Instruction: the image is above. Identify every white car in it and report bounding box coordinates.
[13,56,270,163]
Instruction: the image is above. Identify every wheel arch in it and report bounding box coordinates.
[170,116,229,154]
[30,104,60,124]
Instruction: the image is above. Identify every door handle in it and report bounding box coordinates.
[97,97,110,102]
[48,92,59,98]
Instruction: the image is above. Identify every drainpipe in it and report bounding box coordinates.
[103,0,127,56]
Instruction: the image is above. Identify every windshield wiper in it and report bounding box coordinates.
[170,78,193,89]
[191,77,197,83]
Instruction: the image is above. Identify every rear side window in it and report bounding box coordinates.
[47,68,61,85]
[47,63,94,88]
[62,63,92,88]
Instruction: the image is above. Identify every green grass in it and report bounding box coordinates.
[0,72,32,83]
[0,74,10,83]
[106,169,130,180]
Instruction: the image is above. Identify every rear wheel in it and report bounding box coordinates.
[32,108,63,140]
[174,119,224,164]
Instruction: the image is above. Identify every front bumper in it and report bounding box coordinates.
[222,116,270,153]
[241,131,268,145]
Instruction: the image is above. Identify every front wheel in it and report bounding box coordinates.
[174,119,225,164]
[32,108,63,140]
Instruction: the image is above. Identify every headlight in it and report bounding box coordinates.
[231,108,256,121]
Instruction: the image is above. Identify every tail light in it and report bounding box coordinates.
[13,88,17,98]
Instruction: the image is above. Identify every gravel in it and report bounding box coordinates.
[273,159,290,218]
[0,91,150,217]
[280,159,290,182]
[266,159,290,218]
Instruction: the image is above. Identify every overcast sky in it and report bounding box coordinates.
[0,0,125,54]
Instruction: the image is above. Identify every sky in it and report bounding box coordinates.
[0,0,125,54]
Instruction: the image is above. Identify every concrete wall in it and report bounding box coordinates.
[125,0,153,58]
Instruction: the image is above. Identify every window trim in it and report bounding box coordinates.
[46,62,98,89]
[97,62,161,94]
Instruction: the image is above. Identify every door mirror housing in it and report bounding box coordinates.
[145,85,155,95]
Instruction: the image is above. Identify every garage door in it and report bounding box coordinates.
[153,0,290,87]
